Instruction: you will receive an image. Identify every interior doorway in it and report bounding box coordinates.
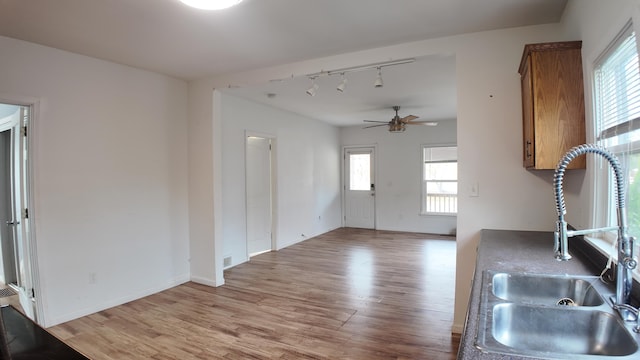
[245,134,274,258]
[0,102,36,321]
[344,147,376,229]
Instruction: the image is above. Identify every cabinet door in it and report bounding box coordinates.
[531,49,585,169]
[521,56,535,168]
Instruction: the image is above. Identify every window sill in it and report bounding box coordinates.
[419,212,457,217]
[571,234,640,306]
[583,235,640,283]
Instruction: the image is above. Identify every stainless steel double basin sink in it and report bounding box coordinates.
[475,271,640,359]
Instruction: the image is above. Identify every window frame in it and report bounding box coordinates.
[588,21,640,280]
[420,144,458,216]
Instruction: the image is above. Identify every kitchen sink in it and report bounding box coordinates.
[491,304,637,356]
[491,272,604,306]
[475,270,640,359]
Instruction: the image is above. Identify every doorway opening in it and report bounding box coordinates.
[245,134,275,258]
[0,102,37,321]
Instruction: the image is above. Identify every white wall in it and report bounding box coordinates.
[0,35,190,327]
[219,93,342,267]
[340,120,457,235]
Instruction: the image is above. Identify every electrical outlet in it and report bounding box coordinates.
[470,182,479,197]
[89,272,97,284]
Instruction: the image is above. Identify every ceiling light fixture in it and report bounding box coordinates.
[179,0,243,10]
[389,123,406,133]
[336,73,347,92]
[302,58,415,78]
[374,67,383,88]
[268,58,415,98]
[306,77,319,96]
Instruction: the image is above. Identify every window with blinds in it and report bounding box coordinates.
[595,24,640,151]
[421,146,457,215]
[593,22,640,273]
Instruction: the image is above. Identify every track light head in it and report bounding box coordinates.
[374,67,383,88]
[336,73,347,92]
[306,77,319,96]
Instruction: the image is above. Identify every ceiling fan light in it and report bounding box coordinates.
[179,0,243,10]
[389,123,405,133]
[374,67,383,88]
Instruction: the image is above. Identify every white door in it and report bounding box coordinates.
[3,105,35,320]
[344,147,375,229]
[246,136,273,257]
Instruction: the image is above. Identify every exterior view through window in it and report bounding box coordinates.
[422,145,457,214]
[349,153,371,191]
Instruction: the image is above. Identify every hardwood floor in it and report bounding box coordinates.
[49,228,459,359]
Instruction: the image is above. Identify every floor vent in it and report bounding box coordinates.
[0,288,16,298]
[223,256,232,267]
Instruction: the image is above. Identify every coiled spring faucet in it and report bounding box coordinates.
[554,144,637,316]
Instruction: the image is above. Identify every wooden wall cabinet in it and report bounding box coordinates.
[519,41,586,170]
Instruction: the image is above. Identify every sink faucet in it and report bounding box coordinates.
[553,144,637,317]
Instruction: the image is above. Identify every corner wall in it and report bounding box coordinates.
[218,93,342,267]
[0,35,190,326]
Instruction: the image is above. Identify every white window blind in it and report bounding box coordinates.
[592,22,640,277]
[595,24,640,149]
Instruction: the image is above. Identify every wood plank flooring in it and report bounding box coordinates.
[49,228,460,359]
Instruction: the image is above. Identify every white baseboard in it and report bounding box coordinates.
[451,322,464,334]
[276,226,342,250]
[44,275,190,327]
[191,275,224,287]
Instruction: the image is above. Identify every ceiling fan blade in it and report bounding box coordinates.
[407,120,438,126]
[363,124,389,129]
[399,115,418,123]
[363,120,389,123]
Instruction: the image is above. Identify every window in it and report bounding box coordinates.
[421,145,457,215]
[593,22,640,277]
[349,153,371,191]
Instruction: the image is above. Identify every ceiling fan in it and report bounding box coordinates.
[363,106,438,132]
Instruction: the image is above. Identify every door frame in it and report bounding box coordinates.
[244,130,276,260]
[342,145,377,229]
[0,93,41,323]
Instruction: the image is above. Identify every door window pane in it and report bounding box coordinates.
[349,153,370,191]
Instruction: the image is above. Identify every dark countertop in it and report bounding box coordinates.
[457,229,601,360]
[0,305,88,359]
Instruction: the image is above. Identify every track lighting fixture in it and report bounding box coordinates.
[283,58,414,97]
[336,73,347,92]
[306,77,319,96]
[374,67,383,88]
